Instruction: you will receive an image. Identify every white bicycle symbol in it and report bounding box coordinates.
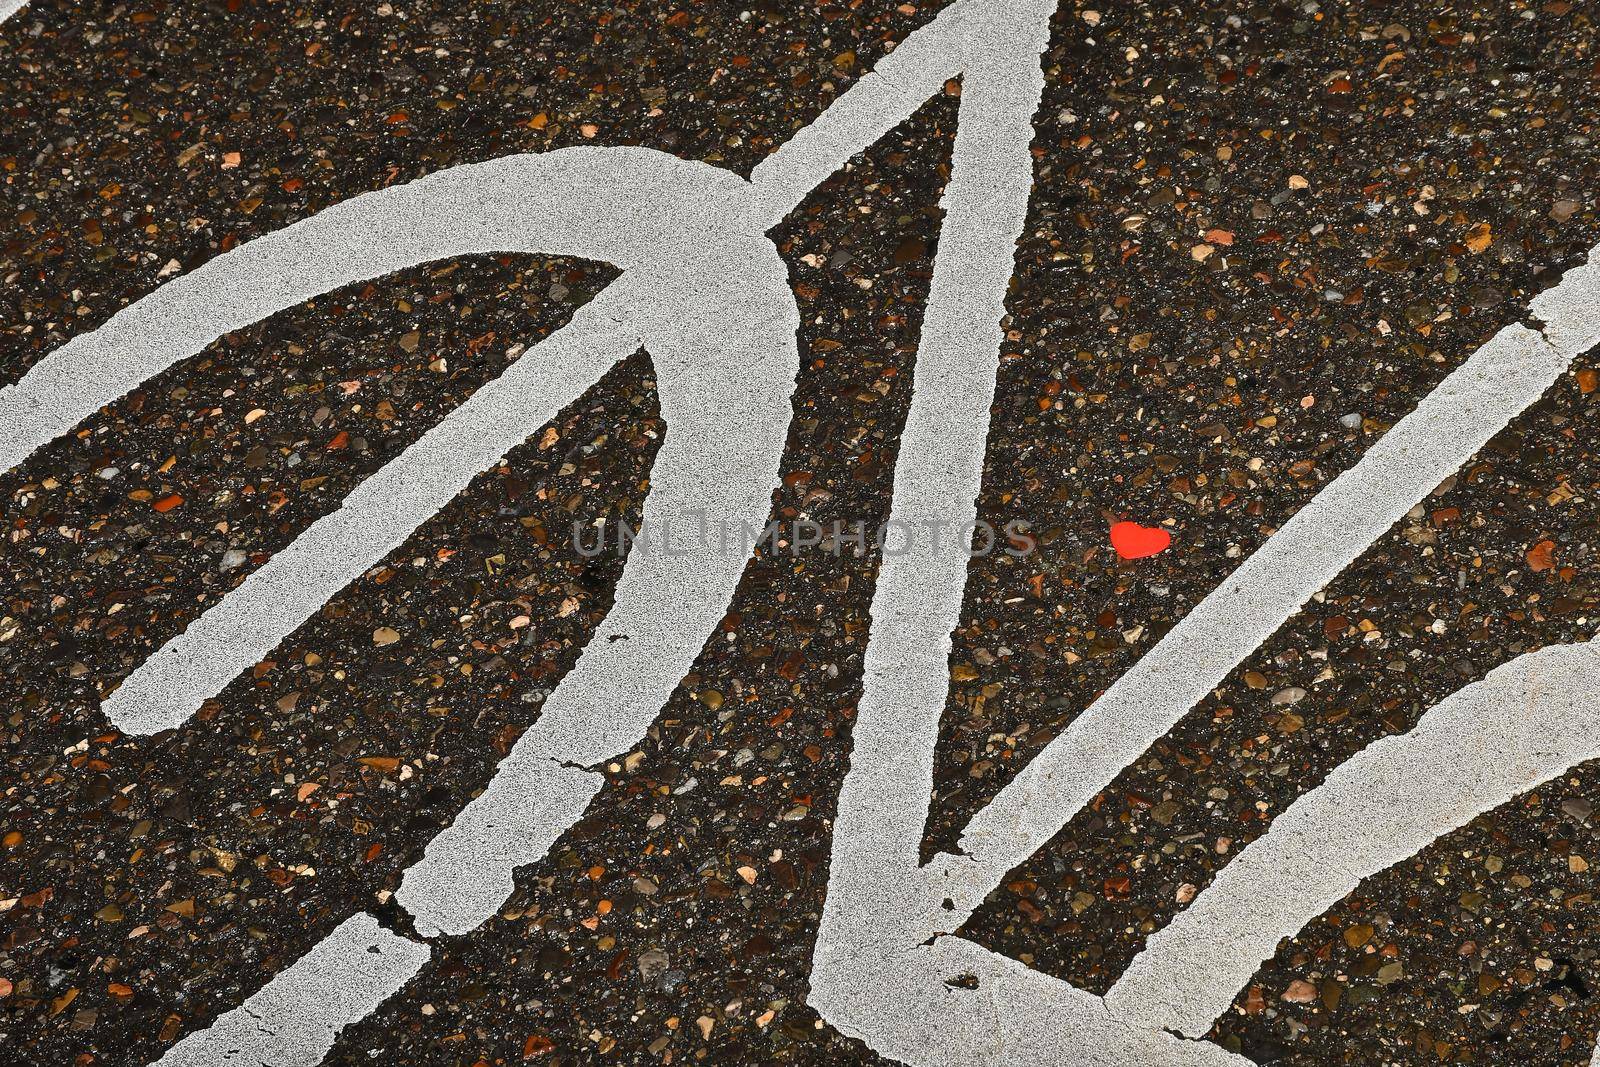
[6,1,1600,1064]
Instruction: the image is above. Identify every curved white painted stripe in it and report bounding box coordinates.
[103,283,640,735]
[0,0,27,27]
[153,913,429,1067]
[1107,641,1600,1037]
[4,142,800,1047]
[28,148,761,735]
[61,156,799,931]
[399,251,801,935]
[0,147,750,478]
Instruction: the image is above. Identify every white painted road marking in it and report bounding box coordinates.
[10,0,1600,1063]
[1107,641,1600,1038]
[946,322,1568,905]
[153,914,429,1067]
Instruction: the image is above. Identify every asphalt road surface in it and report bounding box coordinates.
[5,2,1600,1065]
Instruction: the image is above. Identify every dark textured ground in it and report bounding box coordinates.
[941,4,1600,1064]
[5,1,1600,1065]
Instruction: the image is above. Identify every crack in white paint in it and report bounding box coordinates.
[152,913,428,1067]
[397,753,601,937]
[1532,244,1600,361]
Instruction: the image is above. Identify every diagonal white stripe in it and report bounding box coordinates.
[104,284,641,734]
[153,914,428,1067]
[944,321,1571,912]
[1108,641,1600,1036]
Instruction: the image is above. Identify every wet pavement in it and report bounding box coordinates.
[4,1,1600,1065]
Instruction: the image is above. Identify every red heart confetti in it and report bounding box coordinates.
[1110,521,1171,560]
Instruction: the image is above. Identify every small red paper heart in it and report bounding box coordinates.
[1110,520,1171,560]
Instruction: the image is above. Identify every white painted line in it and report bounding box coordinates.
[397,754,601,937]
[0,0,27,27]
[818,0,1055,894]
[3,142,801,1044]
[1107,641,1600,1037]
[825,932,1248,1067]
[104,285,640,735]
[16,0,1600,1060]
[804,5,1245,1066]
[0,148,752,479]
[153,913,428,1067]
[399,248,801,934]
[56,148,778,736]
[806,3,1600,1063]
[942,323,1570,913]
[747,0,974,223]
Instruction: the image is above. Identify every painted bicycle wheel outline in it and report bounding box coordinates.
[9,1,1600,1064]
